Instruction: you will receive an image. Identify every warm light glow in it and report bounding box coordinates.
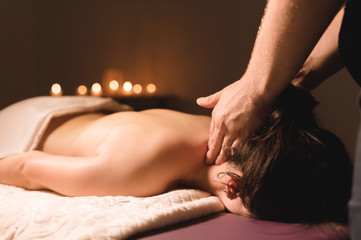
[146,83,156,94]
[133,84,142,94]
[50,83,63,96]
[91,83,102,96]
[109,80,119,91]
[77,85,88,96]
[123,81,133,92]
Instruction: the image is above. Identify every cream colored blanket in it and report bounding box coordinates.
[0,96,224,239]
[0,184,224,239]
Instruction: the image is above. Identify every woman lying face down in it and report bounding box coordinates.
[0,85,352,224]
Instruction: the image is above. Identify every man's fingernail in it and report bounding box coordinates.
[215,157,225,165]
[204,156,214,165]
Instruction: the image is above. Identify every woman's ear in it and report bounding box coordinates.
[223,178,240,199]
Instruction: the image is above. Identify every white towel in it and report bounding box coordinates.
[0,184,224,239]
[0,96,132,158]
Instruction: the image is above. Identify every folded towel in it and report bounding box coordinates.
[0,96,132,159]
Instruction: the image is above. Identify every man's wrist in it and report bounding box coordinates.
[243,70,287,109]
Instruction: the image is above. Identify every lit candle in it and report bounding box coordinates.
[50,83,63,97]
[133,84,142,94]
[76,85,88,96]
[146,83,156,94]
[109,80,119,91]
[123,81,133,94]
[91,83,103,96]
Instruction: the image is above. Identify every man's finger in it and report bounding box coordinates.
[196,91,222,108]
[231,138,242,149]
[229,138,242,156]
[214,135,236,165]
[205,126,224,164]
[214,153,225,165]
[204,120,215,165]
[209,119,215,140]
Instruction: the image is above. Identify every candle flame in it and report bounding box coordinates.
[91,83,102,96]
[146,83,156,94]
[133,84,142,94]
[123,81,133,92]
[50,83,62,96]
[77,85,88,96]
[109,80,119,91]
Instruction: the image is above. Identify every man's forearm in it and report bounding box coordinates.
[292,7,345,90]
[244,0,344,101]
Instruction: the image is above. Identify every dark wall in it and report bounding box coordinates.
[0,0,359,155]
[0,0,264,110]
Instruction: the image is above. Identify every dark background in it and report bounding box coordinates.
[0,0,359,156]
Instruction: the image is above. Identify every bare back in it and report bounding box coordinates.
[37,109,211,196]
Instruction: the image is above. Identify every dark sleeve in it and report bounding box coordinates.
[339,0,361,86]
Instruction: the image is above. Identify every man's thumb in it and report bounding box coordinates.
[196,91,222,108]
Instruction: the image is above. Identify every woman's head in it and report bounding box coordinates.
[223,85,353,224]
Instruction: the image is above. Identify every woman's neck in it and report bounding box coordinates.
[182,163,231,197]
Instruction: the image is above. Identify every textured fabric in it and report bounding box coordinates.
[0,184,224,240]
[0,96,132,158]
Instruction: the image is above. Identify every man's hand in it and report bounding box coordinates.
[197,79,270,165]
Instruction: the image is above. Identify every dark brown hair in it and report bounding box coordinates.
[226,85,353,224]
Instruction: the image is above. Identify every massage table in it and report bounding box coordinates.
[132,213,349,240]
